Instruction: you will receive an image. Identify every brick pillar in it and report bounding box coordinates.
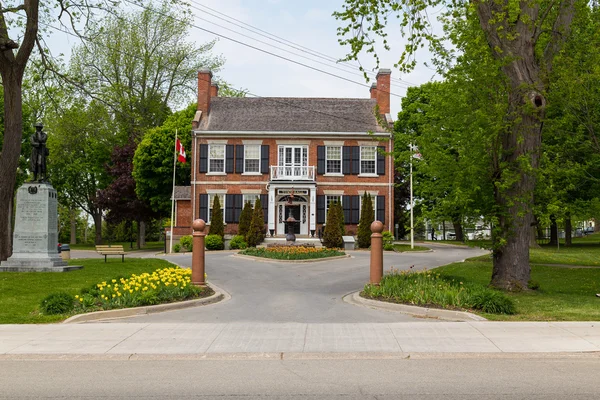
[197,69,212,115]
[376,69,391,115]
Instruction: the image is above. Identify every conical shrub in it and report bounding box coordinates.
[357,192,374,248]
[323,201,343,248]
[246,197,265,247]
[238,201,253,236]
[210,195,224,238]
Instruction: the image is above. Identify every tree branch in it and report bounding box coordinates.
[542,0,575,73]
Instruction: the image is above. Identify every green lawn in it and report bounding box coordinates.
[66,241,165,252]
[0,258,177,324]
[392,244,430,252]
[436,261,600,321]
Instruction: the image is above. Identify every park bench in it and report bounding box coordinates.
[95,245,126,263]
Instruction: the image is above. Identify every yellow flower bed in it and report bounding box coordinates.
[76,267,209,311]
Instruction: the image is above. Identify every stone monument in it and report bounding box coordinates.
[0,123,82,272]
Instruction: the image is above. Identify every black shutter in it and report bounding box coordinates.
[351,146,360,175]
[342,146,351,175]
[351,195,360,224]
[199,144,208,173]
[226,145,234,173]
[260,194,269,224]
[233,194,243,223]
[225,194,234,223]
[377,146,385,175]
[199,194,208,221]
[376,196,385,224]
[317,195,325,224]
[235,145,244,173]
[317,146,325,175]
[261,145,270,174]
[342,195,351,225]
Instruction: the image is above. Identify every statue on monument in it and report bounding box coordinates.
[30,122,49,182]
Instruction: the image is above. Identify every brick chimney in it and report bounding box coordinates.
[375,69,391,115]
[210,83,219,97]
[370,83,377,99]
[197,69,212,114]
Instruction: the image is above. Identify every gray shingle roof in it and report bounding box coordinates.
[173,186,191,200]
[196,97,388,133]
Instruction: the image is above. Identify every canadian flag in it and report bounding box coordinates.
[176,138,186,163]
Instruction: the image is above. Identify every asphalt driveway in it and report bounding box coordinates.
[94,243,487,324]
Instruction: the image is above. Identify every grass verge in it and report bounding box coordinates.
[435,262,600,321]
[0,258,210,324]
[392,244,430,252]
[240,246,345,260]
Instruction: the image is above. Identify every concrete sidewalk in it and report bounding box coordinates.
[0,322,599,356]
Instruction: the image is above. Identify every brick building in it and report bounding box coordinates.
[171,69,394,242]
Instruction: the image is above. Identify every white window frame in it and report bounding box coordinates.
[207,193,225,224]
[208,144,226,173]
[360,146,377,175]
[244,145,261,174]
[359,195,377,221]
[243,194,259,208]
[325,146,342,175]
[325,195,342,217]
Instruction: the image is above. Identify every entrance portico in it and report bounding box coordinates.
[268,184,316,237]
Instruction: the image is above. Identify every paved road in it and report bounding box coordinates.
[103,244,487,323]
[2,356,599,399]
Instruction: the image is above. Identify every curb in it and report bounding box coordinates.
[63,282,228,324]
[231,253,351,263]
[343,291,487,322]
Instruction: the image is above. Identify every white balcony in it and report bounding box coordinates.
[270,166,315,181]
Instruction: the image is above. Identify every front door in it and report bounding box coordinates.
[276,195,308,236]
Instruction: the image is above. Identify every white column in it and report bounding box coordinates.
[268,186,276,234]
[309,187,316,235]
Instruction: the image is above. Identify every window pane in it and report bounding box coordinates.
[243,194,259,206]
[209,145,225,172]
[245,145,260,159]
[245,159,260,172]
[361,146,376,160]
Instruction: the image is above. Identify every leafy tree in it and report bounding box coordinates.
[67,1,223,136]
[238,201,253,237]
[357,193,374,248]
[47,100,117,244]
[323,201,343,248]
[246,198,264,247]
[209,195,224,238]
[97,143,157,247]
[335,0,579,290]
[133,103,194,216]
[0,0,126,261]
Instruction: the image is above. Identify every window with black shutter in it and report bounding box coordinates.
[377,146,385,175]
[260,145,270,174]
[342,146,351,175]
[199,194,208,221]
[316,195,325,224]
[376,196,385,223]
[235,145,244,173]
[350,195,360,224]
[199,144,208,173]
[351,146,360,175]
[226,145,234,173]
[342,195,351,224]
[317,146,325,175]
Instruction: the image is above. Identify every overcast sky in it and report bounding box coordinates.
[48,0,441,117]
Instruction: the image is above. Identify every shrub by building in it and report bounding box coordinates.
[323,200,343,248]
[246,197,265,247]
[357,193,374,248]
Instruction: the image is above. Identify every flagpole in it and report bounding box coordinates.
[169,129,178,254]
[410,151,414,249]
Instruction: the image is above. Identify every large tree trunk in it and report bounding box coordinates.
[565,218,572,247]
[530,226,540,248]
[0,74,23,261]
[476,1,574,291]
[452,220,464,242]
[93,212,103,245]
